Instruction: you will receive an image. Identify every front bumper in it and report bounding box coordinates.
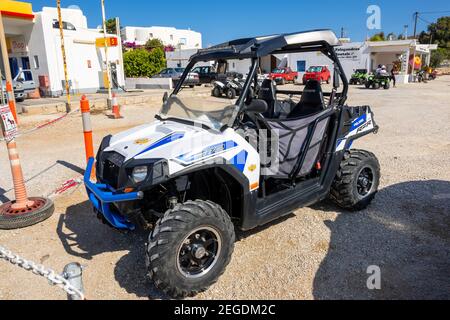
[84,157,142,230]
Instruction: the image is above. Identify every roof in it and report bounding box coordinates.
[193,29,341,61]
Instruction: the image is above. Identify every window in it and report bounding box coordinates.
[170,34,173,41]
[52,19,77,31]
[179,38,187,45]
[23,71,33,81]
[33,56,40,69]
[149,33,153,38]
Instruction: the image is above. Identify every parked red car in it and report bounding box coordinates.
[302,65,331,84]
[268,67,298,85]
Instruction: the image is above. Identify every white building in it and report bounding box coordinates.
[121,26,202,50]
[226,39,438,84]
[1,3,125,97]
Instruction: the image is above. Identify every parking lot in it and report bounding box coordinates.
[0,77,449,299]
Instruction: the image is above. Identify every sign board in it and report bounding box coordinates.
[335,45,363,61]
[11,38,27,54]
[0,105,18,141]
[95,37,119,48]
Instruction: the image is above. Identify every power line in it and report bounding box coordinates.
[416,10,450,15]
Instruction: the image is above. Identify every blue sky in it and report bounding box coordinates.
[31,0,450,46]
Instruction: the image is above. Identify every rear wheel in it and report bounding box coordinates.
[212,87,221,97]
[372,82,380,89]
[365,81,371,89]
[383,82,390,89]
[146,200,235,298]
[329,149,380,211]
[280,78,286,86]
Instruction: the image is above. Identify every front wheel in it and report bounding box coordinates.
[226,88,236,99]
[329,149,380,211]
[146,200,235,298]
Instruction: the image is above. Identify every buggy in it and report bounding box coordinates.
[84,29,380,298]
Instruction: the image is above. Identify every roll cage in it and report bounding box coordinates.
[171,29,349,129]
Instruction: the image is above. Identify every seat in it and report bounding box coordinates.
[287,80,324,118]
[258,79,277,118]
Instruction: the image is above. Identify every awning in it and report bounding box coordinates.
[0,0,34,20]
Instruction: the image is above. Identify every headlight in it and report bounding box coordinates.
[131,166,148,183]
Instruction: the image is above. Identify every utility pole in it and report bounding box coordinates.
[115,16,125,90]
[56,0,71,112]
[340,27,344,39]
[101,0,112,108]
[413,12,419,39]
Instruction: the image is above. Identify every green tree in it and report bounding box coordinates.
[123,48,166,78]
[418,16,450,67]
[148,47,167,74]
[145,38,164,51]
[100,18,117,34]
[369,32,385,41]
[430,47,449,67]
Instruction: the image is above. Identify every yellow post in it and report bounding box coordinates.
[56,0,71,112]
[101,0,112,107]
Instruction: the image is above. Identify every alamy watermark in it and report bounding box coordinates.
[366,5,381,30]
[366,265,381,290]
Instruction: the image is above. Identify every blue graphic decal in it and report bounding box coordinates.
[135,132,184,157]
[177,140,238,164]
[350,114,367,131]
[229,150,248,172]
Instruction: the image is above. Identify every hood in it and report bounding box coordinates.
[105,120,221,162]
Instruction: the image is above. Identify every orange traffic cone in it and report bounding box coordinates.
[111,93,122,119]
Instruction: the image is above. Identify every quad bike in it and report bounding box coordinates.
[349,69,368,85]
[85,30,380,298]
[365,73,391,89]
[416,70,428,83]
[212,77,245,99]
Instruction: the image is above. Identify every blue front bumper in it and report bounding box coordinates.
[84,157,141,230]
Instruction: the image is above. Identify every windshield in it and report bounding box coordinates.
[175,68,185,73]
[307,66,323,72]
[272,68,285,74]
[159,60,250,130]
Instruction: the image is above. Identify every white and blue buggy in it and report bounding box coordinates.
[85,29,380,298]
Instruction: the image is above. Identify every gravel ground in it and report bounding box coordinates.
[0,77,449,300]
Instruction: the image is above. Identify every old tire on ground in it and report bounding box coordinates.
[146,200,235,298]
[0,197,54,230]
[329,149,380,211]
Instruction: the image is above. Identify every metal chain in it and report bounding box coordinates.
[0,245,85,300]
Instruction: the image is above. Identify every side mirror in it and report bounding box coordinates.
[162,92,168,103]
[244,99,268,114]
[333,67,340,88]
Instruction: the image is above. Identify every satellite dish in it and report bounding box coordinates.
[67,5,81,10]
